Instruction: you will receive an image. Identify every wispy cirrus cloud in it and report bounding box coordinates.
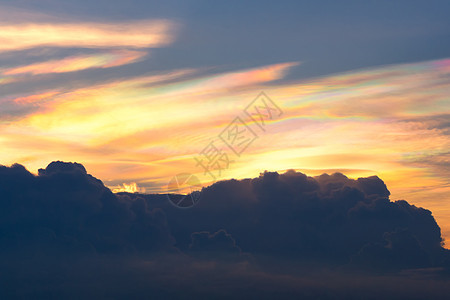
[2,50,147,76]
[10,62,297,143]
[0,20,176,53]
[12,91,60,105]
[0,55,449,244]
[0,7,177,87]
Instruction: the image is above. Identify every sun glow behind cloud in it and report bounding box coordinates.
[3,58,449,242]
[111,182,146,194]
[0,7,448,244]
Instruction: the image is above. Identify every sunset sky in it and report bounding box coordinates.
[0,1,449,242]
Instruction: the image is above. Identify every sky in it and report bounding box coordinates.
[0,1,449,241]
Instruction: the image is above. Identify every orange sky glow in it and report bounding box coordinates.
[0,11,449,246]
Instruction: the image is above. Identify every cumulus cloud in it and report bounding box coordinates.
[143,170,448,270]
[1,161,450,298]
[0,161,174,257]
[187,229,246,262]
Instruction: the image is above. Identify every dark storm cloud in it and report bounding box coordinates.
[147,170,447,271]
[187,229,246,262]
[1,161,450,298]
[2,161,445,269]
[0,161,174,257]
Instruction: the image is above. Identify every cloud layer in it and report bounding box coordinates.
[1,56,449,244]
[150,170,448,271]
[1,161,450,298]
[0,161,174,257]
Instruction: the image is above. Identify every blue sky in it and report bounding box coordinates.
[3,0,450,80]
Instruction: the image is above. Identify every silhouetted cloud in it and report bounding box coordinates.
[146,170,447,271]
[0,161,174,257]
[1,162,450,298]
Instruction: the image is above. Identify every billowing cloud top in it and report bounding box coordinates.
[0,161,448,265]
[1,161,450,298]
[0,161,174,255]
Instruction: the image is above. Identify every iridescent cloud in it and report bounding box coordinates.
[0,20,176,52]
[13,91,60,104]
[0,58,449,243]
[2,50,147,76]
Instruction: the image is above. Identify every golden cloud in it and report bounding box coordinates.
[2,50,147,76]
[0,20,176,52]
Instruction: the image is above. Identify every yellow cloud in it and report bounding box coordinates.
[2,50,147,76]
[13,91,60,104]
[111,182,146,193]
[1,58,449,244]
[0,20,176,52]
